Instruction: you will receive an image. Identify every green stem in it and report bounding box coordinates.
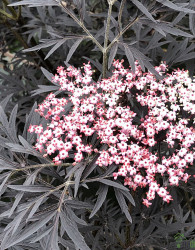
[0,8,17,20]
[2,0,18,19]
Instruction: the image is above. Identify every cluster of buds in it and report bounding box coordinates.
[29,60,195,207]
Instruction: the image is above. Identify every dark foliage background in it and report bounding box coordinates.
[0,0,194,249]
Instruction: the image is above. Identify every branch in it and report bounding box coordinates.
[118,0,126,32]
[57,173,74,212]
[2,0,18,19]
[102,2,113,78]
[14,162,72,172]
[107,16,140,51]
[59,0,103,52]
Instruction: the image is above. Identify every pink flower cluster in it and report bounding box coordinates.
[29,60,195,207]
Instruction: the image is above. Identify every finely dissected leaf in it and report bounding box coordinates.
[5,141,43,158]
[66,38,84,63]
[60,210,90,250]
[101,163,118,177]
[144,32,171,52]
[140,18,193,38]
[0,172,11,196]
[81,0,86,21]
[90,132,98,147]
[159,23,193,38]
[58,237,75,249]
[17,136,46,159]
[8,185,51,192]
[182,211,191,223]
[26,196,46,221]
[31,85,59,96]
[0,135,9,148]
[8,170,43,217]
[5,143,27,153]
[9,104,19,143]
[122,43,135,72]
[81,153,100,180]
[9,0,58,7]
[189,12,195,35]
[92,229,101,250]
[0,94,13,109]
[152,219,195,235]
[3,136,43,159]
[8,169,38,217]
[114,188,132,223]
[30,225,53,243]
[2,211,56,249]
[99,179,129,192]
[131,0,157,23]
[108,42,118,69]
[22,102,38,139]
[67,207,87,226]
[66,161,84,178]
[140,19,166,37]
[89,184,108,219]
[10,209,29,235]
[174,51,195,63]
[45,213,60,250]
[74,164,85,197]
[156,0,195,13]
[172,12,186,25]
[94,25,107,40]
[66,199,92,210]
[45,39,67,59]
[119,189,135,206]
[0,106,10,134]
[185,211,195,236]
[129,46,162,78]
[41,67,54,83]
[9,192,25,217]
[23,40,60,52]
[138,224,156,242]
[0,160,15,170]
[18,135,34,151]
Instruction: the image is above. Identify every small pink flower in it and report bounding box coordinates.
[59,150,68,159]
[178,159,186,168]
[156,164,166,174]
[47,144,56,155]
[184,153,194,163]
[142,199,152,207]
[34,125,43,134]
[157,187,167,198]
[28,125,35,133]
[134,174,143,184]
[169,176,179,186]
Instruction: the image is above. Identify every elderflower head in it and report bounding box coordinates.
[29,60,195,207]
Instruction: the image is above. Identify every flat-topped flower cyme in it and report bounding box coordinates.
[29,60,195,207]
